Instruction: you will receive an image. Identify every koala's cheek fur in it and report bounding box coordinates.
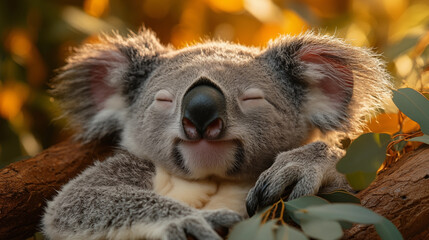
[122,104,181,174]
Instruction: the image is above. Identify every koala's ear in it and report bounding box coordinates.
[262,32,391,132]
[52,29,166,141]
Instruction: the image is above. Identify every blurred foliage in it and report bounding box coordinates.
[1,0,429,168]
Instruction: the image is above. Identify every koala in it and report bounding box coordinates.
[42,29,391,240]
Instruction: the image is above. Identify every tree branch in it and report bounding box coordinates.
[0,139,113,240]
[344,145,429,240]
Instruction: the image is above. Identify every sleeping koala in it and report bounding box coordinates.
[42,29,391,240]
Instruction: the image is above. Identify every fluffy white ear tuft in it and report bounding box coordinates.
[298,47,354,131]
[263,32,392,134]
[52,29,166,141]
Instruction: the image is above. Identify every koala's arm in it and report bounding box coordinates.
[246,141,349,216]
[42,151,241,240]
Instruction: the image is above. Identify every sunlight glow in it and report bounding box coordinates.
[395,55,413,77]
[84,0,109,18]
[206,0,244,13]
[244,0,283,23]
[20,132,42,156]
[0,83,29,120]
[8,30,32,60]
[62,7,112,35]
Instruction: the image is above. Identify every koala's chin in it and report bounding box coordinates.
[177,139,240,179]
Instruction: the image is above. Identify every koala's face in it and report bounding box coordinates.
[122,43,310,180]
[55,30,390,182]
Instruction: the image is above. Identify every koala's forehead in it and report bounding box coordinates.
[145,42,276,94]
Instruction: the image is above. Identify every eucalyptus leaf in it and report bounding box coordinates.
[254,220,277,240]
[288,203,403,239]
[276,225,309,240]
[336,133,390,190]
[286,196,329,212]
[293,203,384,224]
[338,221,354,230]
[337,133,391,173]
[228,213,262,240]
[318,190,361,204]
[392,88,429,135]
[374,218,403,240]
[285,196,329,224]
[345,171,377,191]
[408,134,429,144]
[300,219,343,240]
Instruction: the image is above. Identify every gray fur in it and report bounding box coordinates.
[43,29,391,239]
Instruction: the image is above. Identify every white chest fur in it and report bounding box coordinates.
[153,167,253,216]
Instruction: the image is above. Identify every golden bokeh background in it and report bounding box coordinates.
[0,0,428,167]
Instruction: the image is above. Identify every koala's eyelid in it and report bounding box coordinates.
[241,88,265,101]
[155,90,174,102]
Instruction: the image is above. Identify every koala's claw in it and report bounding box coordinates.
[245,180,270,216]
[246,161,323,216]
[246,177,287,216]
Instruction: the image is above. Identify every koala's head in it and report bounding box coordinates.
[53,29,391,181]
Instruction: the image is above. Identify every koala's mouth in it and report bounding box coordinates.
[173,139,244,178]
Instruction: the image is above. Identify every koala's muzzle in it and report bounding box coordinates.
[182,84,226,140]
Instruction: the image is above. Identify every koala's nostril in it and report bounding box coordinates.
[204,118,223,140]
[182,84,226,140]
[182,118,199,140]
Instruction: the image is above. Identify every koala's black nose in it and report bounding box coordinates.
[182,84,226,140]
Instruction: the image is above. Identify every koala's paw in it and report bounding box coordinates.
[246,161,323,216]
[202,209,244,237]
[163,209,242,240]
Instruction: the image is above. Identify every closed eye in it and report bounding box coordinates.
[155,90,173,103]
[241,88,265,101]
[239,88,268,111]
[156,98,173,102]
[242,96,264,101]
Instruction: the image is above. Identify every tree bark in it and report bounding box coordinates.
[0,139,114,240]
[0,141,428,240]
[344,145,429,240]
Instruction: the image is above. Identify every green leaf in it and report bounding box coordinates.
[345,171,377,191]
[228,213,262,240]
[318,190,361,204]
[300,219,343,240]
[374,218,404,240]
[293,204,403,240]
[286,196,329,212]
[315,191,360,230]
[392,88,429,135]
[337,133,391,173]
[294,203,384,224]
[336,133,390,190]
[276,225,309,240]
[254,220,276,240]
[408,134,429,144]
[285,196,329,224]
[229,216,311,240]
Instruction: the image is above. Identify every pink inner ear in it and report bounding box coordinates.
[90,65,116,110]
[300,52,354,103]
